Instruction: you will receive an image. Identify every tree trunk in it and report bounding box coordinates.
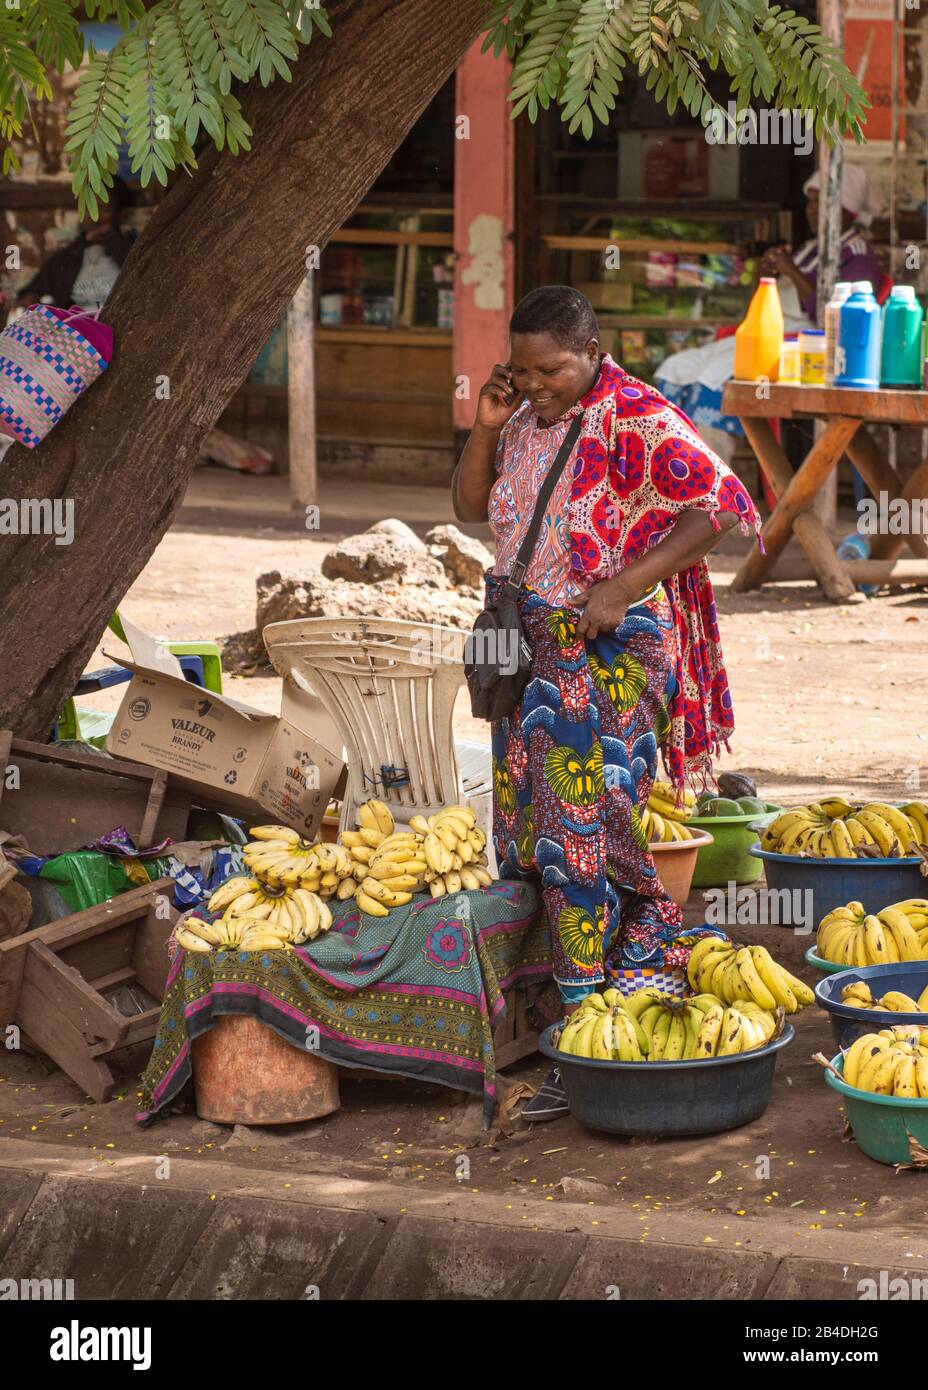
[0,0,486,739]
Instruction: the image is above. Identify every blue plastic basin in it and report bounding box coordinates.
[815,961,928,1051]
[538,1022,795,1137]
[747,845,925,926]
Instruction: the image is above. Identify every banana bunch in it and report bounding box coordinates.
[686,935,814,1013]
[174,911,307,954]
[841,980,928,1013]
[412,806,492,899]
[207,871,333,942]
[556,987,778,1061]
[817,899,928,966]
[760,799,928,859]
[334,801,492,914]
[841,1027,928,1097]
[644,781,697,843]
[242,824,354,897]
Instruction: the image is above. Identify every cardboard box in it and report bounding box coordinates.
[105,619,345,838]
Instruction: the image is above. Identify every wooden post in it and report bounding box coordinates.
[814,0,844,532]
[453,40,515,457]
[288,270,316,509]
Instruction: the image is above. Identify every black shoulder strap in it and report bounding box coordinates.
[504,411,585,598]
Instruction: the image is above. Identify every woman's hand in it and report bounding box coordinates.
[571,576,635,641]
[758,244,794,277]
[476,363,524,432]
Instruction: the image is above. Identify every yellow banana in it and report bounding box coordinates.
[829,819,856,858]
[663,1011,687,1061]
[862,802,918,851]
[845,816,873,848]
[613,1011,643,1061]
[881,991,920,1013]
[855,809,900,858]
[716,1008,745,1055]
[248,824,302,845]
[915,1056,928,1098]
[859,1049,902,1095]
[751,946,798,1013]
[356,890,389,917]
[863,914,890,964]
[878,907,923,962]
[590,1011,615,1060]
[735,946,778,1010]
[900,803,928,847]
[649,1009,673,1060]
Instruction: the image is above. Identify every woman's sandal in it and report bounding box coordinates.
[520,1066,569,1121]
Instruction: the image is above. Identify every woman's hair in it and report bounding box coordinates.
[510,285,599,351]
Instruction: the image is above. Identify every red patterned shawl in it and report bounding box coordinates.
[561,354,761,789]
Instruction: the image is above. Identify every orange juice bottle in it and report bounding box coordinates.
[734,276,784,382]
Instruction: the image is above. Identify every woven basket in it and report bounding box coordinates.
[608,966,687,999]
[0,305,110,448]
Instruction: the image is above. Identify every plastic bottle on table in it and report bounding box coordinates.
[734,276,784,382]
[834,281,882,390]
[779,334,801,385]
[799,328,826,385]
[880,285,924,388]
[824,281,851,386]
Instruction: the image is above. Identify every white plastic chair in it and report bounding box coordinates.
[263,617,493,850]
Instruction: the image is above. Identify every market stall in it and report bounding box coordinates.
[722,380,928,599]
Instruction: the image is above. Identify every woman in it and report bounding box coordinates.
[453,285,760,1120]
[654,164,882,462]
[14,179,136,314]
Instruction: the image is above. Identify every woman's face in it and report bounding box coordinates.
[509,332,600,422]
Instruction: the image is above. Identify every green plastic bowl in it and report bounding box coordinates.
[688,802,782,888]
[804,945,847,975]
[824,1053,928,1165]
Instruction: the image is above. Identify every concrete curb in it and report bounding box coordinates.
[0,1139,922,1300]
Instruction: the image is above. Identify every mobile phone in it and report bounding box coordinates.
[503,363,516,404]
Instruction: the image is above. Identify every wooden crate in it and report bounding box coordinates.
[0,879,178,1101]
[492,988,539,1069]
[0,733,190,855]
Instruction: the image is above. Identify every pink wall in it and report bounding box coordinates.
[453,41,515,434]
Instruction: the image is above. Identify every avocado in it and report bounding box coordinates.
[701,797,743,817]
[735,795,766,815]
[717,772,758,799]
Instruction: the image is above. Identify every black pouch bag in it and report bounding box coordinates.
[464,412,584,721]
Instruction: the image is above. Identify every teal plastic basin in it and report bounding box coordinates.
[805,945,848,976]
[825,1053,928,1166]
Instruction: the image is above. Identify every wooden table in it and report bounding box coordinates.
[721,381,928,600]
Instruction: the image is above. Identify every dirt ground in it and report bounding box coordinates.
[9,464,928,1253]
[91,464,928,800]
[1,915,925,1251]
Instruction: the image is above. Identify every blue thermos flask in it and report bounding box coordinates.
[834,280,882,390]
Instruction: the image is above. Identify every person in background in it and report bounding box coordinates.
[654,164,882,465]
[14,179,135,314]
[453,286,760,1121]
